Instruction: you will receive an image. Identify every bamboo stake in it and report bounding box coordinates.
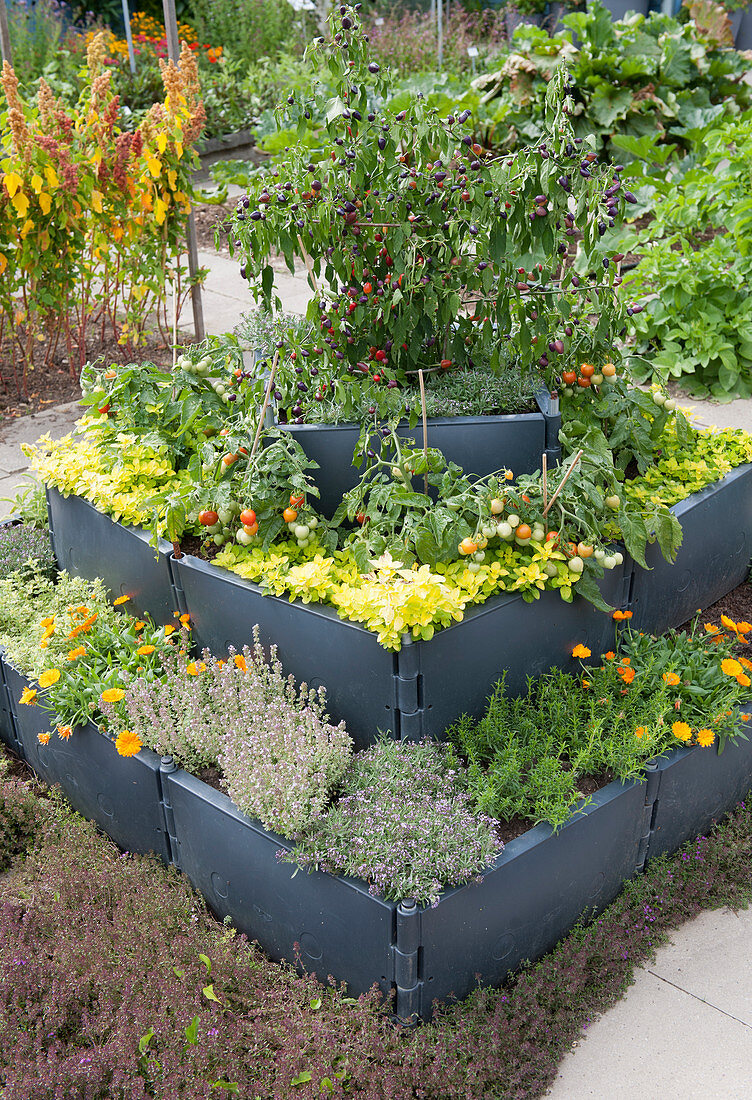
[543,449,582,518]
[418,368,428,494]
[250,351,279,460]
[172,275,178,372]
[542,452,548,537]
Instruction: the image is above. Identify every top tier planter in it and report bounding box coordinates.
[46,486,177,626]
[273,388,561,517]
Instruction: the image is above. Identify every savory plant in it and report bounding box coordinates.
[0,523,56,580]
[287,737,501,906]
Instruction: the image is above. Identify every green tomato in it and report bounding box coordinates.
[605,495,620,510]
[391,466,404,480]
[507,514,520,528]
[473,550,485,563]
[294,524,310,540]
[496,521,513,540]
[568,556,584,574]
[613,551,624,566]
[308,516,318,529]
[218,509,233,525]
[544,562,559,577]
[236,529,252,546]
[652,391,665,406]
[532,525,545,542]
[591,373,603,386]
[467,561,481,573]
[213,533,226,546]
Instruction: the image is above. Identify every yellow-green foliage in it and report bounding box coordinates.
[215,539,578,650]
[23,426,189,531]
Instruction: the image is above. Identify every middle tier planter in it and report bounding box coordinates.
[2,658,171,863]
[170,551,627,750]
[275,389,561,517]
[46,486,178,626]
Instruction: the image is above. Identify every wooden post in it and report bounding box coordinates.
[0,0,12,67]
[418,368,429,495]
[121,0,136,74]
[163,0,205,343]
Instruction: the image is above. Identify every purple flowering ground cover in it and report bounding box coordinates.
[1,751,752,1099]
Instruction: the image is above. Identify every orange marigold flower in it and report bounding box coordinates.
[741,713,751,722]
[613,609,633,621]
[233,654,248,672]
[721,658,743,677]
[164,624,176,636]
[136,645,155,655]
[721,614,738,631]
[697,728,715,748]
[581,678,591,689]
[620,657,631,665]
[186,661,206,675]
[134,621,146,632]
[737,621,752,634]
[737,673,751,688]
[672,720,692,743]
[38,668,61,688]
[116,729,143,757]
[634,726,647,739]
[40,616,55,628]
[662,672,680,686]
[704,622,721,635]
[57,725,73,740]
[67,646,86,661]
[572,644,591,659]
[180,613,191,626]
[40,639,49,649]
[739,657,752,670]
[19,687,37,705]
[37,732,51,745]
[101,688,125,703]
[604,651,616,660]
[113,595,131,606]
[617,666,635,684]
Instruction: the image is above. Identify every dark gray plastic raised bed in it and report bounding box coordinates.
[276,390,561,517]
[629,463,752,636]
[2,659,171,862]
[170,551,627,749]
[0,646,21,757]
[46,486,178,625]
[162,761,651,1022]
[645,711,752,862]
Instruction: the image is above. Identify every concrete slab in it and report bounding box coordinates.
[546,953,752,1099]
[185,250,313,337]
[675,393,752,434]
[647,908,752,1029]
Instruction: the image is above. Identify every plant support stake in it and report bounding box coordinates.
[418,368,428,495]
[250,351,280,459]
[122,0,136,75]
[543,449,583,518]
[163,0,205,343]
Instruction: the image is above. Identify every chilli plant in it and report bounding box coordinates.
[228,1,637,426]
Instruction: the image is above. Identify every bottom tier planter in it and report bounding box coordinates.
[171,552,627,749]
[646,720,752,861]
[0,647,21,757]
[3,660,171,863]
[162,763,651,1022]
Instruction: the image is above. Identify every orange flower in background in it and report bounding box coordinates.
[186,661,206,675]
[704,623,721,635]
[116,730,143,757]
[738,622,752,634]
[721,658,743,677]
[739,657,752,671]
[741,713,751,722]
[617,666,635,684]
[164,624,176,636]
[697,728,715,748]
[136,645,155,655]
[179,613,191,627]
[37,732,51,745]
[634,726,647,739]
[572,644,591,659]
[613,610,633,621]
[604,651,616,660]
[737,673,751,688]
[233,654,248,672]
[672,721,692,743]
[620,657,631,665]
[40,616,55,628]
[57,725,73,740]
[19,687,37,705]
[662,672,680,686]
[134,621,146,632]
[581,678,591,689]
[113,595,131,606]
[101,688,125,703]
[67,646,86,661]
[721,614,738,631]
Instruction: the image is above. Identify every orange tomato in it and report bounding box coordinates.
[579,363,595,379]
[577,542,594,558]
[459,538,479,556]
[222,453,238,467]
[577,377,591,388]
[602,362,617,377]
[239,509,256,527]
[516,523,532,540]
[283,507,298,524]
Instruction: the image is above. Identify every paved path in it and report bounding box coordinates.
[3,234,752,1099]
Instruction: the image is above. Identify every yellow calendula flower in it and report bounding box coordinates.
[697,728,715,748]
[672,721,692,743]
[57,725,73,741]
[234,654,248,672]
[38,668,61,688]
[164,624,176,636]
[113,595,131,606]
[19,687,37,705]
[186,661,206,675]
[737,673,751,688]
[134,621,146,632]
[101,688,125,703]
[116,730,143,757]
[136,645,155,655]
[721,658,743,677]
[67,646,86,661]
[572,644,591,659]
